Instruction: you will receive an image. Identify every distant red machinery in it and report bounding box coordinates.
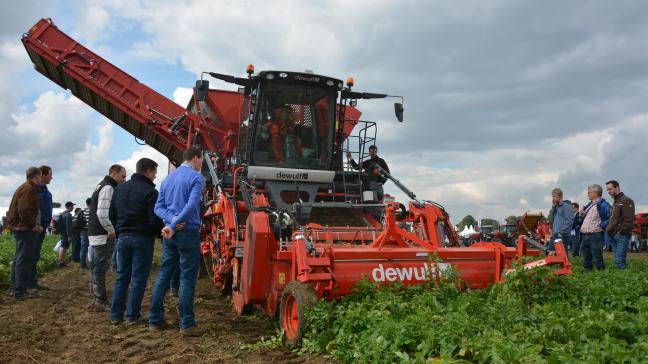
[465,214,551,250]
[22,19,572,345]
[634,213,648,249]
[464,224,507,246]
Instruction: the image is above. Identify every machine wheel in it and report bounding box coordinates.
[201,253,215,281]
[201,253,232,294]
[232,258,252,315]
[280,281,318,347]
[467,238,478,246]
[490,237,502,243]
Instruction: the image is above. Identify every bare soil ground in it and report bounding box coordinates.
[0,264,329,363]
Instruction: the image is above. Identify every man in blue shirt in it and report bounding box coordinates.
[149,146,205,337]
[28,165,53,292]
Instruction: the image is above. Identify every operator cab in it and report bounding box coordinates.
[251,77,337,170]
[237,72,343,221]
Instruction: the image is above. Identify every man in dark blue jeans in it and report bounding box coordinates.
[579,184,611,271]
[79,198,91,270]
[109,158,163,325]
[28,165,53,292]
[149,146,205,337]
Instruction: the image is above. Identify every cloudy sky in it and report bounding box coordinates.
[1,0,647,223]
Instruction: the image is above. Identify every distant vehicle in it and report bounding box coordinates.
[634,213,648,251]
[463,224,508,246]
[498,213,551,249]
[501,223,518,246]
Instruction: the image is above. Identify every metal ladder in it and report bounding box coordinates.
[341,120,377,202]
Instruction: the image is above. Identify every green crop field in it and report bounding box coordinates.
[0,233,60,286]
[300,256,648,363]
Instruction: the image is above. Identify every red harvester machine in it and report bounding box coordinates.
[635,213,648,249]
[22,19,571,345]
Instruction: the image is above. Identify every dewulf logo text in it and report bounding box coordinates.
[371,263,450,282]
[294,75,320,83]
[276,171,309,180]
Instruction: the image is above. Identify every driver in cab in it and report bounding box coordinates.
[264,105,302,164]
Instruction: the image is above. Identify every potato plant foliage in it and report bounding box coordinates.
[0,233,60,285]
[300,258,648,363]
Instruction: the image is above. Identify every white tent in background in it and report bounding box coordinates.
[466,225,477,235]
[52,207,66,217]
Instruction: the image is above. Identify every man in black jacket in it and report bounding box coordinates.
[346,145,390,201]
[109,158,164,324]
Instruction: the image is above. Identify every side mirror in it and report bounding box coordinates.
[394,102,404,122]
[195,80,210,102]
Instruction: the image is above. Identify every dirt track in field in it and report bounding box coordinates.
[0,264,329,363]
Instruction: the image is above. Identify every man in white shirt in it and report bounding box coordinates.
[88,164,126,310]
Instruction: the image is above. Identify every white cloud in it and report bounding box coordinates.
[63,119,115,201]
[0,41,27,122]
[9,91,92,156]
[76,3,111,42]
[115,145,170,186]
[0,91,100,204]
[173,87,193,107]
[0,173,24,210]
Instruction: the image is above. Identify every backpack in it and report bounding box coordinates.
[55,211,69,235]
[73,212,85,230]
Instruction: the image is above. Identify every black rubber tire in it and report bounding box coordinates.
[279,281,318,347]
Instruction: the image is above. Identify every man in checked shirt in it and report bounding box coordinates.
[579,184,612,272]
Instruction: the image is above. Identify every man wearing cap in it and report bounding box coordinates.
[58,201,75,267]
